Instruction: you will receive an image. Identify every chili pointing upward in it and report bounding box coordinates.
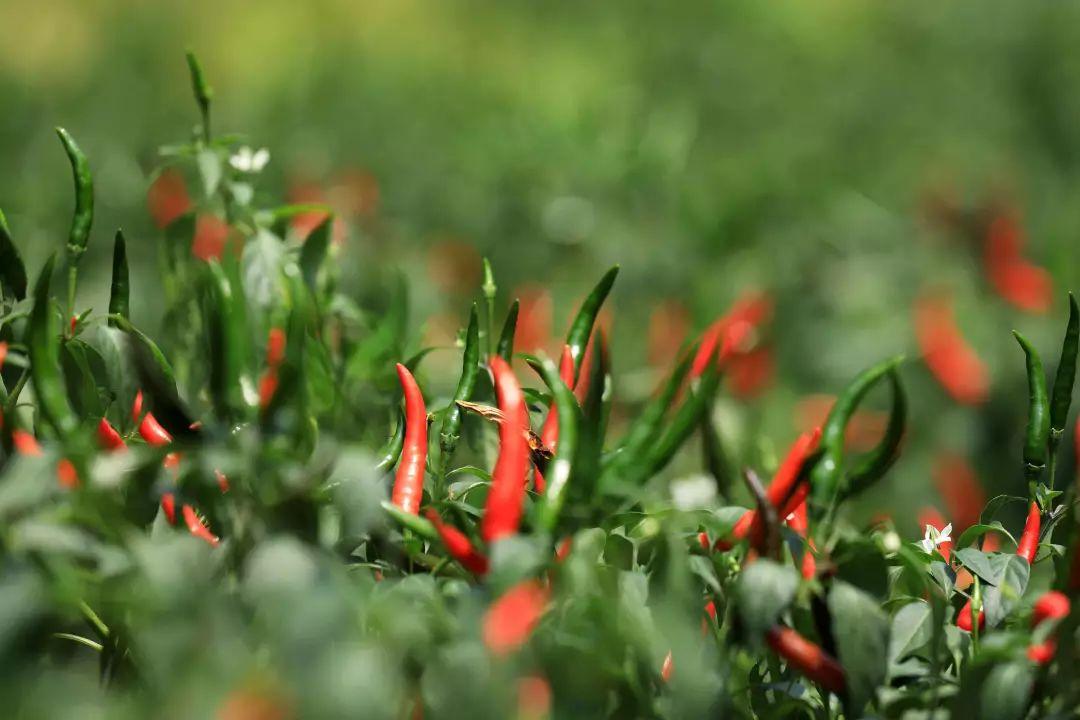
[392,363,427,516]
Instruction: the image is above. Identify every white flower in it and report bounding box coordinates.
[671,474,717,511]
[881,531,902,553]
[229,146,270,173]
[919,523,952,554]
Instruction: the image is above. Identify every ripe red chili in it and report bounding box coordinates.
[97,417,126,451]
[391,363,427,515]
[131,390,144,422]
[0,341,7,370]
[182,504,219,546]
[482,579,548,656]
[481,355,530,544]
[139,412,173,446]
[1015,501,1041,563]
[1027,591,1070,664]
[425,509,489,575]
[161,492,177,524]
[766,625,846,695]
[56,459,79,489]
[12,430,42,456]
[535,344,574,493]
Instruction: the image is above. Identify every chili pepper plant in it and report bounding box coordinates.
[0,55,1079,720]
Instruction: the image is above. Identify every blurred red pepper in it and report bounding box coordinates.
[1027,591,1070,664]
[482,579,549,656]
[766,626,846,694]
[97,417,126,451]
[146,169,192,229]
[983,212,1052,314]
[192,214,231,262]
[932,453,985,533]
[914,291,989,405]
[425,509,489,575]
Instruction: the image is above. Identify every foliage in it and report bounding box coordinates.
[1,55,1079,720]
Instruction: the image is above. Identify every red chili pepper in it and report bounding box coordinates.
[481,355,530,544]
[555,536,573,562]
[97,417,126,451]
[182,504,219,546]
[787,500,816,580]
[391,363,427,516]
[535,344,574,493]
[215,469,230,493]
[914,292,989,405]
[139,412,173,446]
[482,579,548,656]
[265,327,286,367]
[1027,591,1070,664]
[258,369,279,409]
[56,459,79,489]
[660,651,674,682]
[731,427,821,550]
[161,492,177,524]
[766,625,846,694]
[958,501,1041,631]
[12,430,42,456]
[984,213,1053,314]
[146,168,192,229]
[131,390,144,423]
[0,341,7,370]
[689,291,772,379]
[425,509,489,575]
[516,675,551,720]
[1015,501,1041,564]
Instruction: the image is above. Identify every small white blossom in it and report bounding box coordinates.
[229,146,270,173]
[919,523,952,554]
[671,474,717,511]
[881,531,902,553]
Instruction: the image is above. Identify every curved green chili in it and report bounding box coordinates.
[566,266,619,383]
[809,355,904,510]
[203,260,253,418]
[28,254,78,438]
[375,408,406,473]
[185,49,213,143]
[56,127,94,315]
[440,304,481,470]
[535,354,581,532]
[1050,293,1078,436]
[581,331,611,449]
[844,367,906,498]
[1014,331,1050,486]
[108,230,129,326]
[496,299,519,362]
[0,209,27,300]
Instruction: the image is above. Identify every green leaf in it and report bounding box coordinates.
[888,601,933,666]
[0,209,28,300]
[734,559,798,647]
[299,215,333,293]
[955,522,1015,550]
[981,555,1030,628]
[829,580,889,714]
[196,148,222,198]
[954,548,997,585]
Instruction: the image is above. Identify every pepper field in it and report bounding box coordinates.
[2,2,1080,718]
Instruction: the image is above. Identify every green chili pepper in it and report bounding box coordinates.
[381,500,439,542]
[0,209,28,300]
[108,230,129,327]
[534,354,581,532]
[185,49,213,143]
[620,360,721,489]
[581,331,611,449]
[375,408,406,473]
[56,127,94,315]
[439,304,481,471]
[566,266,619,384]
[1014,330,1049,487]
[1050,293,1078,436]
[203,260,253,419]
[496,299,519,362]
[28,254,78,438]
[844,368,906,499]
[810,355,904,510]
[602,343,694,481]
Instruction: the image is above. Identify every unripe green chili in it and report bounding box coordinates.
[108,230,129,326]
[0,209,28,300]
[440,304,481,471]
[203,260,252,418]
[566,266,619,384]
[1048,294,1078,489]
[185,49,213,143]
[534,353,581,533]
[56,127,94,316]
[844,368,906,499]
[375,408,406,473]
[810,355,904,512]
[482,257,497,356]
[1013,331,1049,487]
[496,299,519,362]
[28,254,78,438]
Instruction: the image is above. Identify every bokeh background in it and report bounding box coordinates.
[4,0,1080,534]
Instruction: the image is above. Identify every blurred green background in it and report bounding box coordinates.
[4,0,1080,532]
